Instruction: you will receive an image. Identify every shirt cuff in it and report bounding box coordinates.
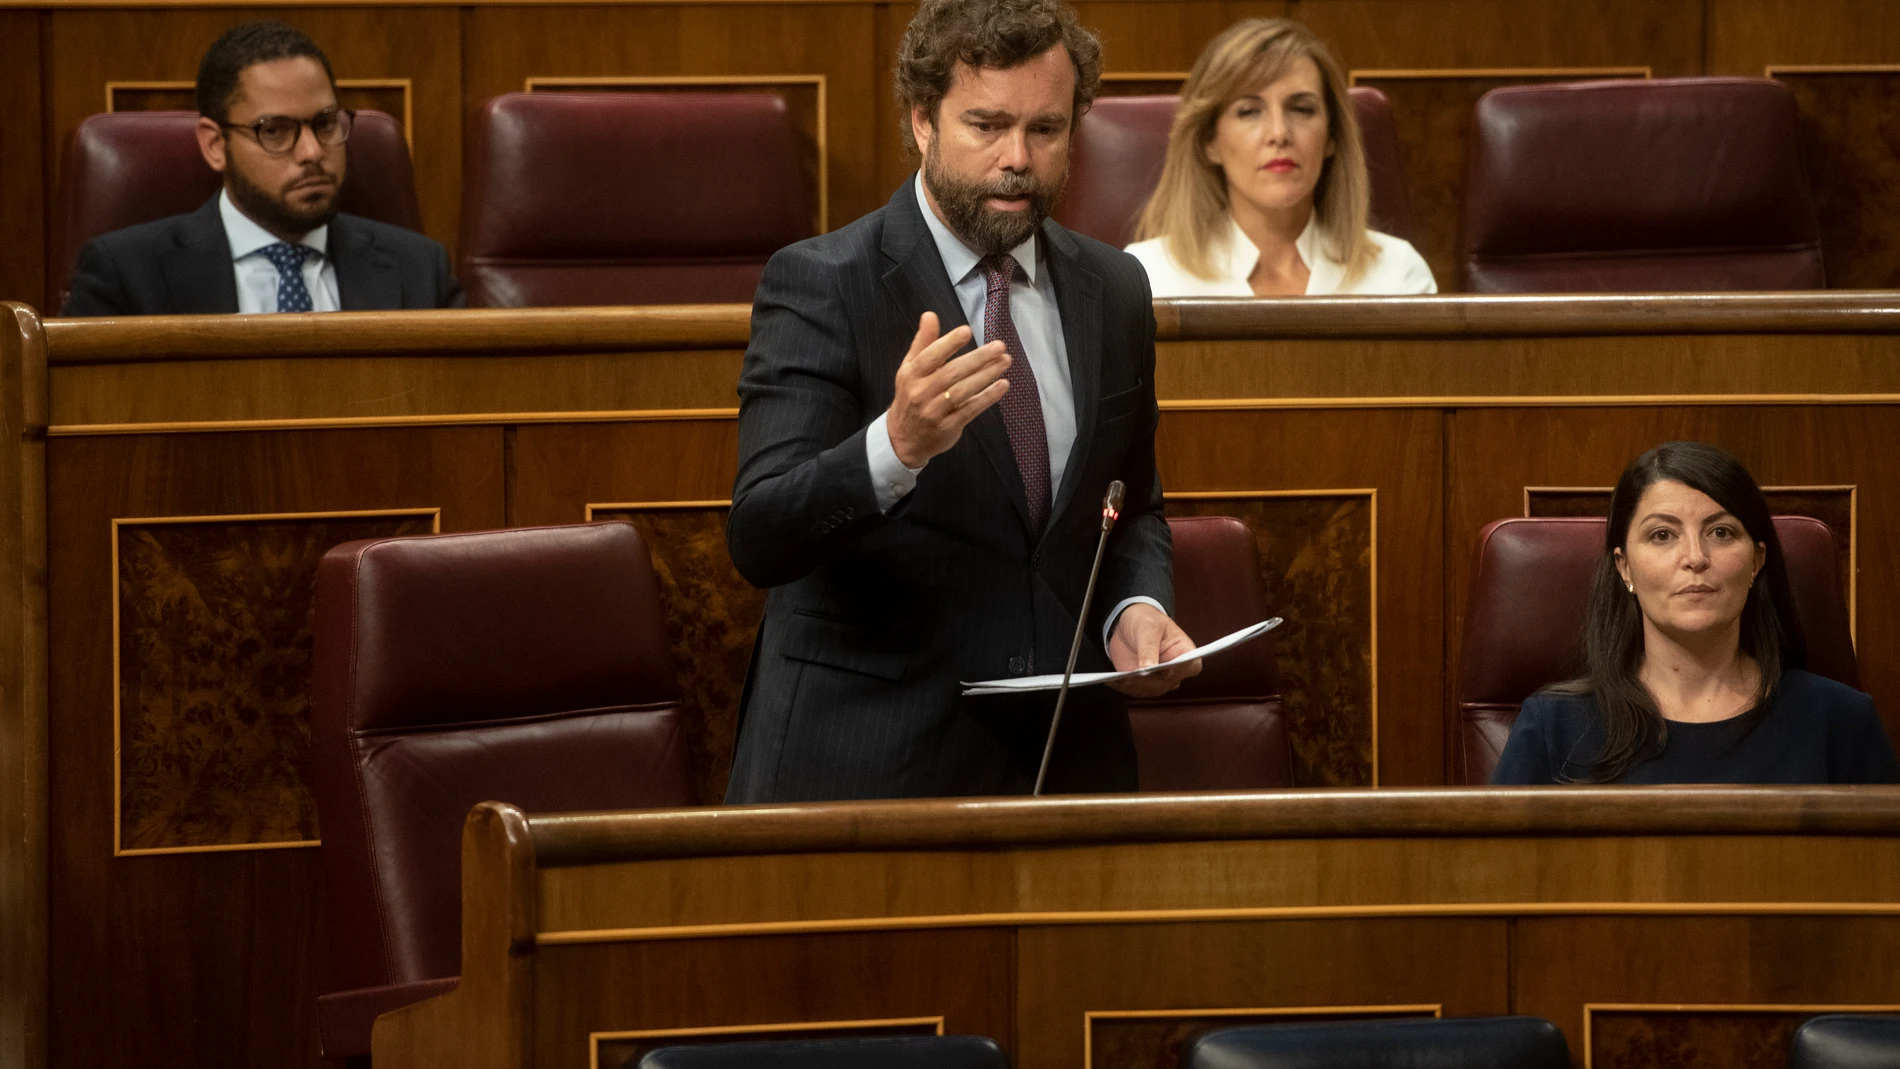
[866,412,924,513]
[1103,595,1166,650]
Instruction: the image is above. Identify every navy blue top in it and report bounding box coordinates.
[1491,669,1900,785]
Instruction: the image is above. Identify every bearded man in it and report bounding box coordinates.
[725,0,1199,802]
[62,21,461,316]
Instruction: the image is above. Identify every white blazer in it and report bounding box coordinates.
[1126,214,1437,297]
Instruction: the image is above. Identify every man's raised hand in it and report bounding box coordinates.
[887,311,1011,469]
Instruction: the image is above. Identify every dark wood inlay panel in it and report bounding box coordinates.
[115,511,434,852]
[1589,1009,1852,1069]
[1165,495,1374,786]
[1774,69,1900,289]
[590,505,763,806]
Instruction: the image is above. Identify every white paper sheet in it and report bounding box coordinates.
[960,617,1282,696]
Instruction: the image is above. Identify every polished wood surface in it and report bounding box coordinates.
[5,0,1900,312]
[375,790,1900,1069]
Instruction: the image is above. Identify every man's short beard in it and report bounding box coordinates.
[226,160,340,238]
[922,134,1063,255]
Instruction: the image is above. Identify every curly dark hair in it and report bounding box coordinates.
[894,0,1103,156]
[196,21,336,124]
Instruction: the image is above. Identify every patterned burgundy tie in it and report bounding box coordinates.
[979,253,1051,532]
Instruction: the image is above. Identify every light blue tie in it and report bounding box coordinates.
[261,242,317,313]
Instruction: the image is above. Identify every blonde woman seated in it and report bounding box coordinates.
[1125,19,1435,297]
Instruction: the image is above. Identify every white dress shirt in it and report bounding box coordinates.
[1125,213,1436,298]
[220,190,340,314]
[867,172,1162,645]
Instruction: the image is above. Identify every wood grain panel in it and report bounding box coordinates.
[1512,916,1900,1065]
[1016,919,1508,1068]
[1773,69,1900,290]
[533,930,1015,1069]
[113,509,436,853]
[1447,407,1900,786]
[44,7,462,257]
[46,426,503,1069]
[1300,0,1703,73]
[1165,494,1374,786]
[462,5,881,233]
[1347,70,1647,291]
[0,12,45,312]
[1707,0,1900,71]
[1157,408,1441,785]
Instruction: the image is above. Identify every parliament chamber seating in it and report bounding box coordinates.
[1186,1016,1570,1069]
[309,522,693,1064]
[638,1035,1010,1069]
[50,109,422,309]
[458,92,814,307]
[1455,515,1859,784]
[1461,77,1826,293]
[1055,86,1417,250]
[1788,1015,1900,1069]
[1129,515,1292,790]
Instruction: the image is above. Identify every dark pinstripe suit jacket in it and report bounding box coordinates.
[723,178,1173,802]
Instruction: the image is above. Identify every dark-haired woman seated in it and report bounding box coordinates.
[1492,441,1900,784]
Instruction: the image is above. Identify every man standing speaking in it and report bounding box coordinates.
[725,0,1199,802]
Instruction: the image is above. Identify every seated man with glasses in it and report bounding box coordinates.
[63,21,462,315]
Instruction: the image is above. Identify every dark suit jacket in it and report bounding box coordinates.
[724,178,1173,802]
[60,194,464,316]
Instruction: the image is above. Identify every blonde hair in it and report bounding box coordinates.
[1134,19,1373,285]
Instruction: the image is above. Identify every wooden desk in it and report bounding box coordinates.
[376,789,1900,1069]
[7,293,1900,1068]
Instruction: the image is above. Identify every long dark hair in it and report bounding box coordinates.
[1557,441,1805,782]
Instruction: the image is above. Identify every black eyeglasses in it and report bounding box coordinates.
[220,108,353,156]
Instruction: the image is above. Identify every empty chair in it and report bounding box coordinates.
[1055,87,1416,251]
[310,522,693,1064]
[460,92,814,306]
[51,109,421,310]
[1456,515,1857,784]
[1789,1015,1900,1069]
[1129,515,1291,790]
[638,1035,1009,1069]
[1187,1016,1569,1069]
[1462,78,1824,292]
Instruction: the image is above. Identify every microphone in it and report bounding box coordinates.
[1032,479,1125,796]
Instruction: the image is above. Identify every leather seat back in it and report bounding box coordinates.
[52,109,421,309]
[1188,1016,1570,1069]
[1055,87,1418,251]
[1789,1015,1900,1069]
[311,522,692,994]
[1456,515,1857,784]
[1461,77,1824,292]
[1129,515,1291,790]
[459,92,814,307]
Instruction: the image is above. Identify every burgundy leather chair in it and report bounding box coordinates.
[1129,515,1292,790]
[1055,87,1418,251]
[50,109,422,311]
[1456,515,1858,784]
[310,522,693,1064]
[459,92,814,306]
[1461,78,1825,293]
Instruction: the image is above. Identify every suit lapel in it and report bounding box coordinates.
[331,216,402,310]
[161,197,239,314]
[879,179,1035,535]
[1041,220,1104,536]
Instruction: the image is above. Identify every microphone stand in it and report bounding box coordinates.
[1033,480,1125,796]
